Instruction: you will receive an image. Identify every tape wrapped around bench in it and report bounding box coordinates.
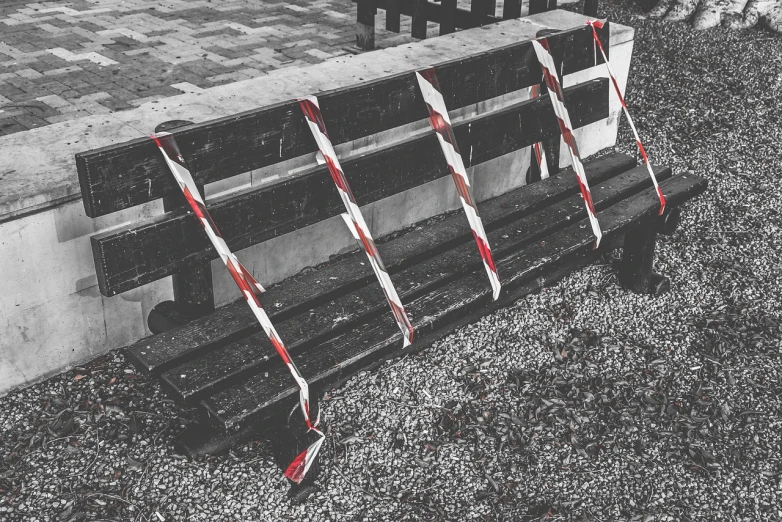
[126,152,634,377]
[200,172,707,432]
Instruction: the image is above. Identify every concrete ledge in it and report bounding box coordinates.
[0,11,634,396]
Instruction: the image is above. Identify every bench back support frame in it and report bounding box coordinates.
[151,120,215,330]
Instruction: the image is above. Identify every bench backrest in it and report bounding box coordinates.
[77,24,610,298]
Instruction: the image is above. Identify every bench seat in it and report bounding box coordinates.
[125,152,707,436]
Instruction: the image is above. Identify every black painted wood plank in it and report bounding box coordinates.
[202,173,709,432]
[126,152,635,376]
[92,80,608,297]
[161,163,672,403]
[76,24,609,218]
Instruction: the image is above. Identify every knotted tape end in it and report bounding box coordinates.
[284,435,325,484]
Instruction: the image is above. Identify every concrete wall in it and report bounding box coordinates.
[0,11,634,396]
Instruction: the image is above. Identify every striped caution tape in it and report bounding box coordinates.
[151,132,324,484]
[297,95,415,347]
[531,38,603,248]
[415,68,502,301]
[528,84,550,180]
[586,19,666,215]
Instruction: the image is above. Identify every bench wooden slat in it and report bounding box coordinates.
[91,79,608,297]
[126,152,635,376]
[202,173,709,432]
[76,24,608,218]
[161,163,672,403]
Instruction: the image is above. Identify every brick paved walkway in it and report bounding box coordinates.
[0,0,439,136]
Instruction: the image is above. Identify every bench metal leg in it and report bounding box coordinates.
[177,397,322,503]
[530,29,564,183]
[618,219,670,295]
[148,258,215,333]
[271,395,322,490]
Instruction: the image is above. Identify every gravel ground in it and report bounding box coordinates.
[2,2,782,520]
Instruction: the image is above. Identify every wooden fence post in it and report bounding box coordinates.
[148,120,215,333]
[411,0,428,39]
[356,0,376,50]
[529,0,557,15]
[503,0,522,19]
[618,221,670,294]
[386,0,401,32]
[583,0,599,17]
[471,0,488,26]
[441,0,457,34]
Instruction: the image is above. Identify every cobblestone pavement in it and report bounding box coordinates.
[0,0,439,136]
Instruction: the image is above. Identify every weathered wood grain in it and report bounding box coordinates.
[202,173,708,432]
[76,24,609,218]
[161,163,672,403]
[126,153,636,377]
[92,80,608,297]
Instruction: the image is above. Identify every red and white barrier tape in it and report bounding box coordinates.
[528,84,550,180]
[531,39,603,248]
[297,95,415,347]
[151,132,324,484]
[586,19,666,215]
[415,68,502,300]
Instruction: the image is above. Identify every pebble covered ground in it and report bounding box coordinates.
[1,1,781,520]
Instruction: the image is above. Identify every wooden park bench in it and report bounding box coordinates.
[76,23,706,466]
